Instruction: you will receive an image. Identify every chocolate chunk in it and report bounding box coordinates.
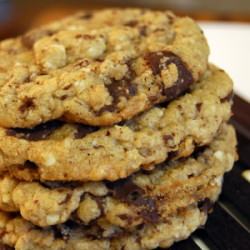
[97,75,138,114]
[41,181,80,189]
[108,178,159,223]
[6,120,63,141]
[24,160,38,169]
[139,201,159,224]
[192,145,207,159]
[19,97,35,113]
[198,198,214,214]
[125,20,138,27]
[167,150,179,160]
[196,102,203,112]
[107,78,138,103]
[54,224,72,241]
[74,124,98,139]
[220,91,234,103]
[145,51,194,101]
[108,178,145,203]
[22,29,55,49]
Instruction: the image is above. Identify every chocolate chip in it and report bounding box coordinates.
[167,150,179,160]
[24,160,38,169]
[196,102,202,112]
[139,200,159,224]
[22,29,55,49]
[74,124,98,139]
[198,198,214,214]
[125,20,138,27]
[60,95,68,100]
[54,224,71,241]
[97,75,138,114]
[19,97,35,113]
[108,178,145,203]
[220,91,233,103]
[145,51,194,101]
[128,84,137,96]
[107,78,138,102]
[108,178,159,223]
[192,145,207,159]
[41,181,80,189]
[6,120,63,141]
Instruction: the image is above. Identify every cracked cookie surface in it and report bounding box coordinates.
[0,65,233,181]
[0,9,209,128]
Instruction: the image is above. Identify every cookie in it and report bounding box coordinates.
[0,199,215,250]
[0,65,233,182]
[0,124,237,229]
[0,9,209,128]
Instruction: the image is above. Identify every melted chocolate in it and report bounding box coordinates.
[145,51,194,101]
[108,178,159,223]
[124,20,138,27]
[40,181,80,189]
[24,160,38,169]
[74,124,98,139]
[6,120,63,141]
[196,102,203,112]
[97,66,137,114]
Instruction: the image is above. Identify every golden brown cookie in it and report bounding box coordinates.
[0,124,237,229]
[0,9,209,128]
[0,65,233,182]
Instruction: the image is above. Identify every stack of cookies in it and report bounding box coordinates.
[0,9,237,250]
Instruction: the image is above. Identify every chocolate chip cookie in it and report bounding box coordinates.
[0,193,220,249]
[0,65,233,182]
[0,124,236,230]
[0,9,209,128]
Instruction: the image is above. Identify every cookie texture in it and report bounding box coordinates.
[0,124,237,229]
[0,65,232,182]
[0,201,213,250]
[0,9,209,128]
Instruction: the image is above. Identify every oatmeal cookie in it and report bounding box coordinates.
[0,9,209,128]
